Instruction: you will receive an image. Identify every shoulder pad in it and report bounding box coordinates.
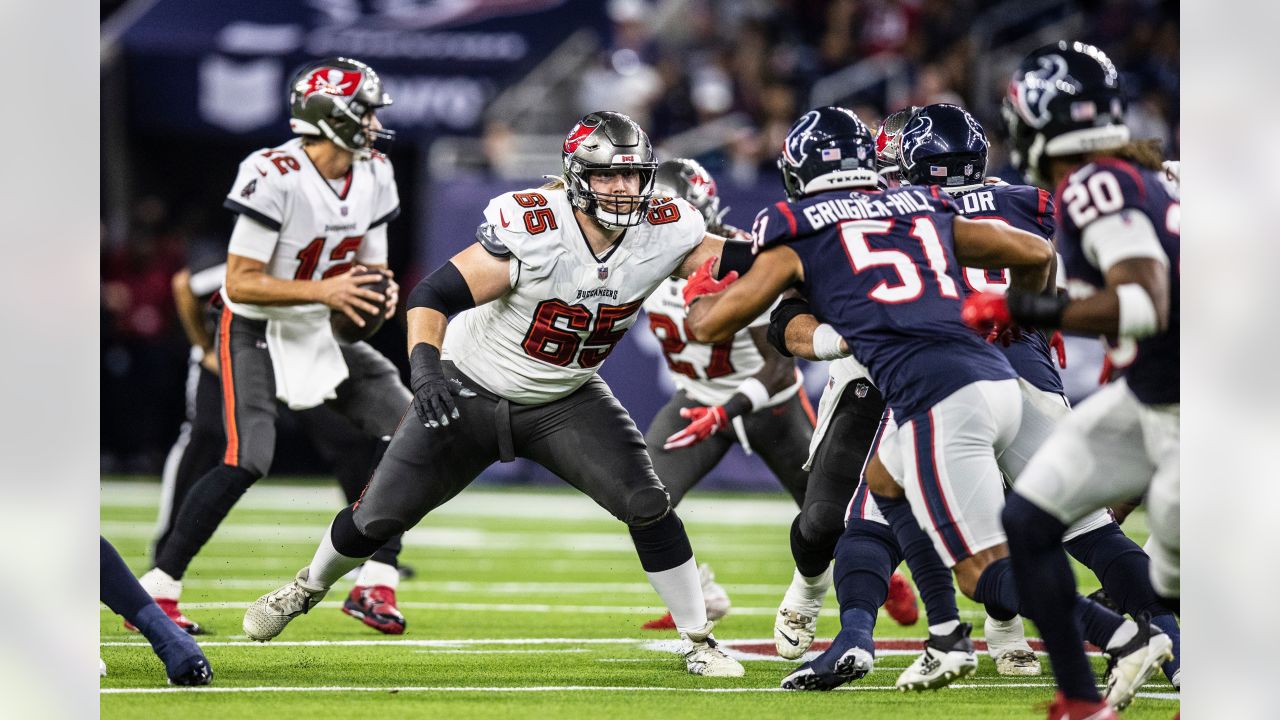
[476,223,511,257]
[749,201,802,253]
[1057,158,1151,232]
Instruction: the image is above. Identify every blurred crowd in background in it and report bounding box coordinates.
[100,0,1177,474]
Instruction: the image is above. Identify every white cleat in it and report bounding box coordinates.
[1104,614,1174,710]
[99,657,106,678]
[773,567,831,660]
[985,615,1042,676]
[243,567,329,642]
[681,622,745,677]
[699,563,731,621]
[896,622,978,691]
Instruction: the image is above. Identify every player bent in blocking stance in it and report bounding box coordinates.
[245,111,757,677]
[684,106,1168,702]
[961,42,1181,717]
[138,57,414,635]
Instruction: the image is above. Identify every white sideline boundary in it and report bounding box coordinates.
[100,600,842,617]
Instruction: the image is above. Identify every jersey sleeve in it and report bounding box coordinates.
[659,197,707,264]
[223,150,288,232]
[368,151,401,229]
[1057,160,1161,273]
[749,201,801,254]
[1002,185,1057,239]
[354,223,388,265]
[480,191,538,262]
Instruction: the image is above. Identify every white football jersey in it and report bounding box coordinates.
[220,138,400,320]
[642,278,797,407]
[444,188,704,403]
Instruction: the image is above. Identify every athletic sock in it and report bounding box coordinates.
[790,513,839,578]
[306,506,379,590]
[630,511,705,633]
[100,537,158,620]
[354,559,400,589]
[873,492,959,627]
[154,464,258,580]
[833,518,900,618]
[973,557,1020,620]
[1150,613,1181,681]
[1003,493,1100,702]
[368,532,403,569]
[837,607,877,658]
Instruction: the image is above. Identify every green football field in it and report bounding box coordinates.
[100,478,1178,719]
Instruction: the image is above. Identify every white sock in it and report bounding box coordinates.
[985,616,1019,631]
[139,568,181,599]
[1106,620,1138,651]
[929,619,960,636]
[787,566,832,602]
[304,522,368,591]
[646,557,708,634]
[355,560,400,589]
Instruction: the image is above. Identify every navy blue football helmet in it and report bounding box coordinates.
[1002,41,1129,187]
[777,107,879,201]
[898,103,989,189]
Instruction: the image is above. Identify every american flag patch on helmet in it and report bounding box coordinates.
[821,148,842,161]
[931,165,948,176]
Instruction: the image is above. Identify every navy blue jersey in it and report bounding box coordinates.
[1055,158,1180,405]
[950,183,1064,395]
[753,186,1015,422]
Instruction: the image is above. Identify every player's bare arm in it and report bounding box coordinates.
[685,245,803,343]
[747,325,799,395]
[1058,256,1169,337]
[405,242,511,352]
[224,252,387,326]
[171,268,218,373]
[952,216,1053,292]
[673,233,727,280]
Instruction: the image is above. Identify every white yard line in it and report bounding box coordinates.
[171,578,793,595]
[101,600,838,616]
[101,637,659,647]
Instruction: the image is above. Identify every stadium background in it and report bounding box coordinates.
[98,0,1179,489]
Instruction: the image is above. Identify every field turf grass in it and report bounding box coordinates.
[100,478,1178,719]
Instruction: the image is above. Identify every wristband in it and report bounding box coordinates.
[767,297,812,358]
[1116,283,1159,339]
[734,377,770,413]
[1005,288,1068,329]
[812,323,850,360]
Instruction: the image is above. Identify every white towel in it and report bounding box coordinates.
[265,312,349,410]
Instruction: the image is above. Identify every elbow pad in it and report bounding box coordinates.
[406,262,476,318]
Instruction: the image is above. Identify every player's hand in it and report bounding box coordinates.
[199,349,220,375]
[1049,330,1067,368]
[663,405,730,450]
[682,257,738,307]
[961,292,1012,336]
[1098,354,1114,385]
[409,343,476,429]
[316,266,386,327]
[382,272,400,320]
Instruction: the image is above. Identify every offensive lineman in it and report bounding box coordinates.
[963,41,1181,717]
[243,111,759,677]
[136,57,413,634]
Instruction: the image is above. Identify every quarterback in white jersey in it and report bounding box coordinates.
[139,58,413,639]
[244,111,759,678]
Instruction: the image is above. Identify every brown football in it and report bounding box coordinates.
[330,268,390,343]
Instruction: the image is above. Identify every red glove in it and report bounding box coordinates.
[1098,354,1114,385]
[961,292,1012,335]
[663,405,730,450]
[682,257,739,307]
[1049,330,1067,369]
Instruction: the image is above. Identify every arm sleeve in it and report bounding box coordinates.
[1082,210,1168,272]
[226,214,279,263]
[188,263,227,298]
[355,223,388,265]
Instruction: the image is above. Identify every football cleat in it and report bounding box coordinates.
[166,653,213,687]
[1103,613,1174,710]
[642,562,730,630]
[773,566,831,659]
[127,568,204,635]
[243,568,329,642]
[1043,691,1119,719]
[780,629,873,691]
[884,571,919,626]
[896,622,979,691]
[680,622,745,677]
[124,598,204,635]
[99,657,106,678]
[985,615,1042,676]
[342,585,406,634]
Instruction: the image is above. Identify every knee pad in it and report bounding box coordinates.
[624,487,672,527]
[799,500,848,545]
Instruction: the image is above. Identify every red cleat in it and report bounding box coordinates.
[123,598,205,635]
[342,585,406,634]
[884,571,919,626]
[642,612,677,630]
[1043,691,1118,719]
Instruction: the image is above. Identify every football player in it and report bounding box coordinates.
[243,111,762,677]
[143,257,410,635]
[684,106,1165,703]
[136,57,414,636]
[961,41,1181,717]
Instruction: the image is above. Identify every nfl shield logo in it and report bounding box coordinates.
[341,206,349,216]
[598,266,609,281]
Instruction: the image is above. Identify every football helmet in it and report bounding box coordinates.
[777,107,879,201]
[653,158,727,228]
[874,106,920,187]
[1002,41,1129,186]
[289,57,394,157]
[562,111,658,228]
[898,103,989,189]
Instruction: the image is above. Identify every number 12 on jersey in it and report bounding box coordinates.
[839,218,958,303]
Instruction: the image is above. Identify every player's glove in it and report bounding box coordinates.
[767,297,812,358]
[961,292,1013,336]
[1048,330,1067,369]
[663,406,731,450]
[962,289,1068,335]
[409,342,476,429]
[682,257,738,307]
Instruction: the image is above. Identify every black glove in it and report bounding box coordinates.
[409,343,475,428]
[767,297,812,358]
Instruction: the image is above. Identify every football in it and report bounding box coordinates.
[329,268,390,344]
